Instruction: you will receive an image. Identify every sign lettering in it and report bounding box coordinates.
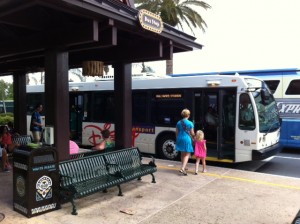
[277,102,300,114]
[138,9,163,34]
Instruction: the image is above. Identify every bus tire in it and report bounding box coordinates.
[157,134,179,160]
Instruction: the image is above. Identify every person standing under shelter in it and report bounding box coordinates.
[30,103,43,143]
[176,108,195,176]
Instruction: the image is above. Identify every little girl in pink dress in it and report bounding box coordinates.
[194,130,207,174]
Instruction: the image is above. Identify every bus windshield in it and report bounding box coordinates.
[252,89,280,133]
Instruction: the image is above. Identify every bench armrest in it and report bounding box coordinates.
[148,156,157,167]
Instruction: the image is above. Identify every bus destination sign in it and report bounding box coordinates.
[155,93,182,99]
[138,9,163,34]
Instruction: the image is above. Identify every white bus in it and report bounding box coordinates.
[231,68,300,149]
[26,74,281,162]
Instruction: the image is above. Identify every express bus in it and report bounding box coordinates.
[26,74,281,162]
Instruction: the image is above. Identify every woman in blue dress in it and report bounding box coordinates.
[176,109,195,175]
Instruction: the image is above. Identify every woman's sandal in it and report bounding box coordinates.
[179,169,188,176]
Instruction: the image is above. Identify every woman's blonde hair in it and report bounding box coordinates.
[181,109,190,118]
[195,130,204,141]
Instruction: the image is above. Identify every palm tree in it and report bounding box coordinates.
[135,0,211,74]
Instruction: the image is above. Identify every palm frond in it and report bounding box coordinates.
[181,0,211,10]
[180,6,207,32]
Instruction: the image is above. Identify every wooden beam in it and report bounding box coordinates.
[0,7,43,31]
[0,54,44,73]
[0,20,99,58]
[0,38,172,73]
[69,25,117,52]
[69,40,168,65]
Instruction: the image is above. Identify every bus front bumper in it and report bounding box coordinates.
[252,142,282,161]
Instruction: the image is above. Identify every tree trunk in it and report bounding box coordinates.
[166,59,173,75]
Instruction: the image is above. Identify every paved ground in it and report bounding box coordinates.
[0,158,300,224]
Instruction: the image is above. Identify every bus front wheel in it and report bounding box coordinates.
[157,135,179,160]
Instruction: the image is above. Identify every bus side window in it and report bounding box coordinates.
[92,93,115,122]
[133,92,147,124]
[285,79,300,95]
[265,80,280,94]
[150,93,184,126]
[239,93,255,130]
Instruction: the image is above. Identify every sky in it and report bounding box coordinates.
[2,0,300,82]
[147,0,300,75]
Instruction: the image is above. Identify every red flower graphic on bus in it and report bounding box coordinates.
[84,123,154,146]
[84,123,115,145]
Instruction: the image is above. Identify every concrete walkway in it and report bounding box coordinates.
[1,158,300,224]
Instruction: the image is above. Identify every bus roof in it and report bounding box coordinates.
[27,75,263,92]
[169,68,300,77]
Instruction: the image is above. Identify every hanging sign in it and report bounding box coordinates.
[138,9,163,34]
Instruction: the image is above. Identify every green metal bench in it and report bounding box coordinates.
[69,149,101,160]
[103,147,157,184]
[59,154,124,215]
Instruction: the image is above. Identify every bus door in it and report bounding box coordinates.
[194,89,236,160]
[70,93,84,140]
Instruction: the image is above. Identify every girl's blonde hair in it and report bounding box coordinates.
[195,130,204,141]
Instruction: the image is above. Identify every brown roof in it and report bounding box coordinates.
[0,0,202,74]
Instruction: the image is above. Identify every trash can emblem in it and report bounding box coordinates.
[16,176,26,197]
[36,175,52,201]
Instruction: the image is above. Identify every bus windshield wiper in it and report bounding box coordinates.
[263,122,279,136]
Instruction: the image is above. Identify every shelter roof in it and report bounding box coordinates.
[0,0,202,74]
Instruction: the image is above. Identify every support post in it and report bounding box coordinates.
[114,63,132,149]
[13,71,27,134]
[45,49,69,161]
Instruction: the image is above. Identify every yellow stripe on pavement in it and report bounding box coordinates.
[190,155,234,163]
[158,165,300,191]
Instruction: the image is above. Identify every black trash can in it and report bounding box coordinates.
[13,146,59,218]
